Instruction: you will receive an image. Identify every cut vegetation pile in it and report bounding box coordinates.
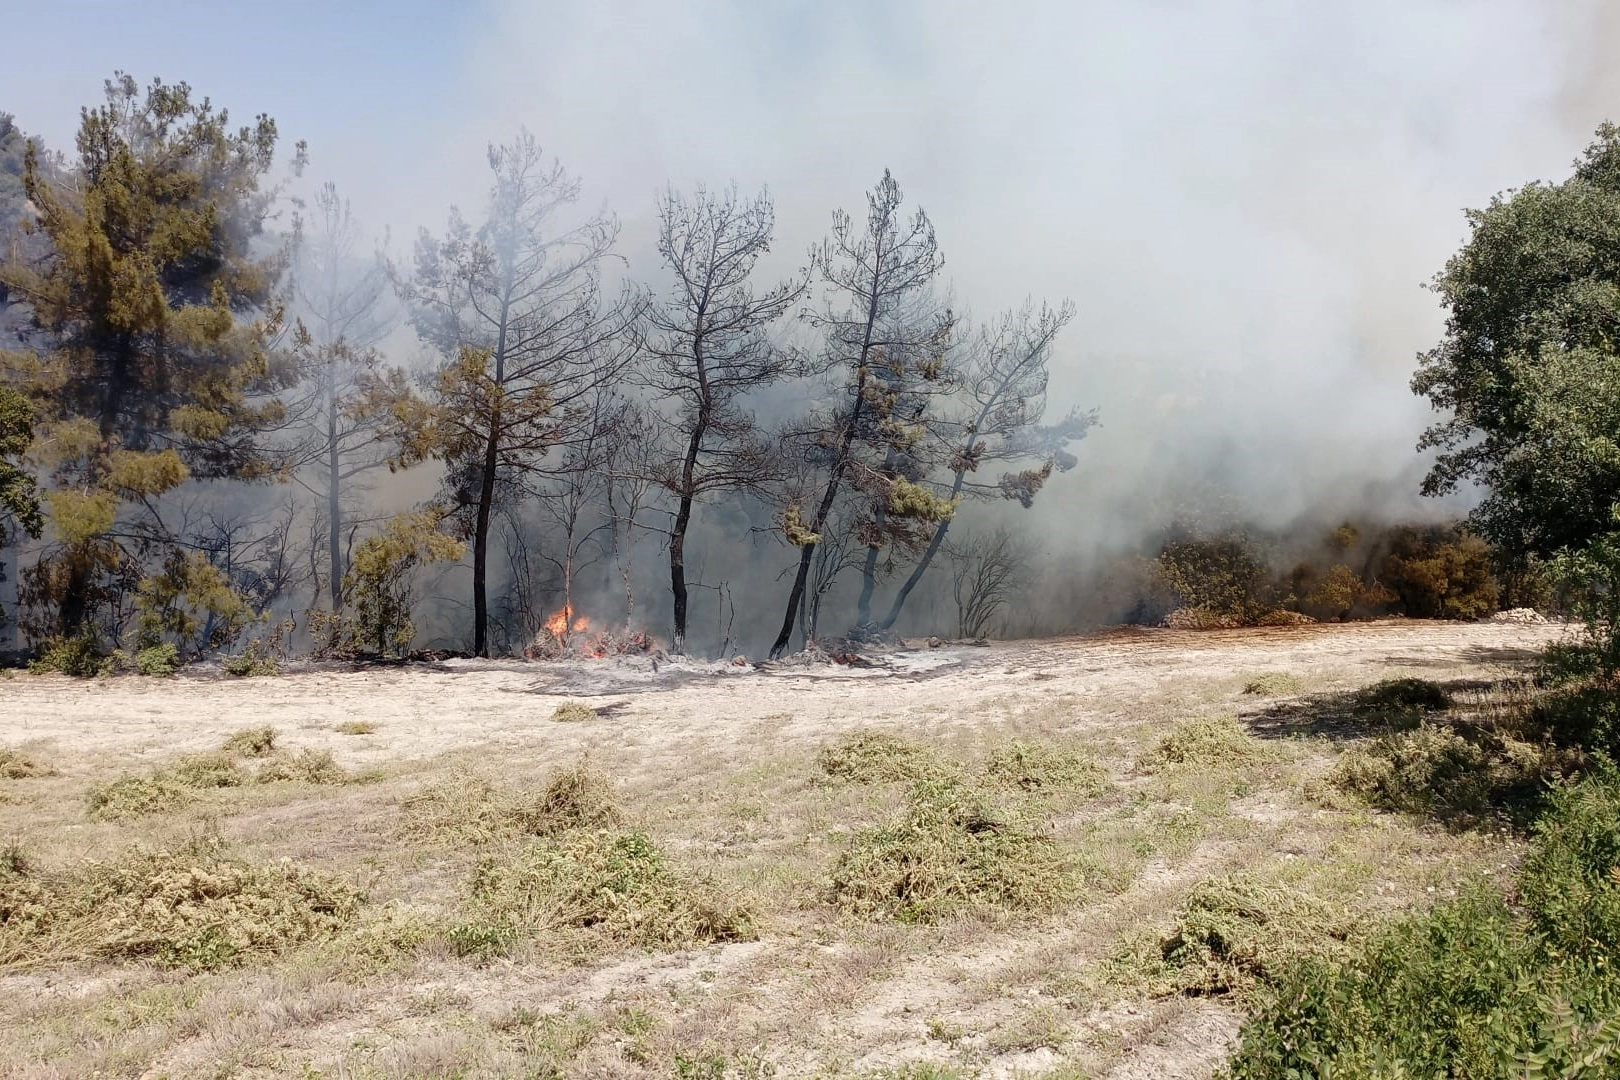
[0,834,359,972]
[1241,672,1303,697]
[0,747,52,779]
[401,765,623,846]
[1141,715,1265,771]
[1324,678,1581,828]
[459,828,755,955]
[86,732,352,819]
[415,764,753,957]
[1128,876,1360,997]
[983,738,1109,795]
[818,730,951,785]
[255,748,350,785]
[549,701,600,723]
[830,777,1083,923]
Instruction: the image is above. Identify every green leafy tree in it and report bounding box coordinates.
[0,74,300,647]
[336,512,464,658]
[1414,123,1620,561]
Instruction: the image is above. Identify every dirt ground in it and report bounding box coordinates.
[0,619,1567,1079]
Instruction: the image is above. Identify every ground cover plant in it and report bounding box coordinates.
[1224,765,1620,1078]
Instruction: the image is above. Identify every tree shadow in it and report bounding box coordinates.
[1243,676,1477,741]
[1244,674,1580,833]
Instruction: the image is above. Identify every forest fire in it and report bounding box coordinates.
[525,607,653,661]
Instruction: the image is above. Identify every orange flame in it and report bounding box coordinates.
[544,606,592,640]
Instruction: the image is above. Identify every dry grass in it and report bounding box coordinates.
[335,719,378,735]
[0,621,1557,1079]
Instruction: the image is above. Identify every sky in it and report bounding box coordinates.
[5,0,1619,557]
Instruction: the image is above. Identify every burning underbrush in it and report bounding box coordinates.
[523,606,655,661]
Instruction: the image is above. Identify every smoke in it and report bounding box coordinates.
[439,1,1613,539]
[6,0,1620,648]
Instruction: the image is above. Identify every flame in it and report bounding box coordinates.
[543,606,594,642]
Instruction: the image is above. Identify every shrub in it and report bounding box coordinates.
[1156,531,1278,624]
[29,635,104,677]
[1530,684,1620,757]
[0,834,359,971]
[1142,716,1263,771]
[1379,524,1500,620]
[983,739,1108,795]
[830,778,1080,922]
[550,701,600,723]
[1550,531,1620,676]
[221,726,278,757]
[223,644,279,678]
[465,829,754,950]
[338,512,465,658]
[1223,766,1620,1078]
[134,642,179,677]
[133,550,259,661]
[818,731,949,785]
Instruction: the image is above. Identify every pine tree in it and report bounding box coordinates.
[0,74,300,645]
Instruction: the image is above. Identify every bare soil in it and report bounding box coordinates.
[0,619,1566,1079]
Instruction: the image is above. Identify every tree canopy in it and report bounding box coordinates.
[1414,123,1620,560]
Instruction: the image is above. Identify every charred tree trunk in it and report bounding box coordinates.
[669,327,710,654]
[326,362,344,610]
[472,293,513,658]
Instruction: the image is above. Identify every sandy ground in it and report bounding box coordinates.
[1,619,1563,768]
[0,618,1569,1079]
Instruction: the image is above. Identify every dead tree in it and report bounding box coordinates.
[602,403,658,624]
[879,300,1095,631]
[949,527,1032,640]
[282,182,398,612]
[768,171,950,659]
[640,185,804,653]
